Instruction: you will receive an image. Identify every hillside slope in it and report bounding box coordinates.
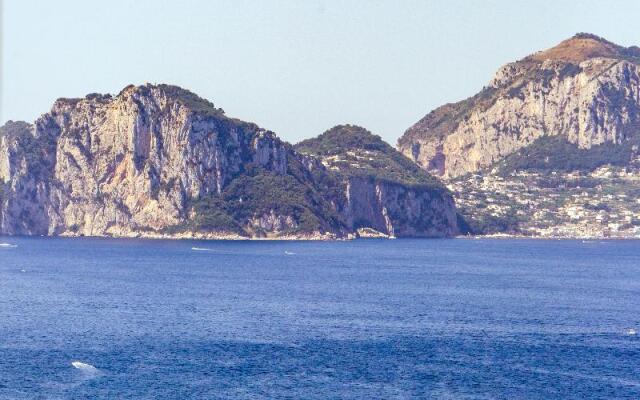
[296,125,459,237]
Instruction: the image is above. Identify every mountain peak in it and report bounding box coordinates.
[529,33,640,63]
[296,125,445,189]
[296,124,386,156]
[398,33,640,178]
[51,84,226,119]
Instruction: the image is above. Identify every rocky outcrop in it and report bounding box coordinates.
[1,85,299,236]
[341,177,458,237]
[398,33,640,178]
[0,120,57,234]
[0,86,459,238]
[295,125,459,237]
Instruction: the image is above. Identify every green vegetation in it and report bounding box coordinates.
[399,87,498,145]
[498,135,638,174]
[454,192,525,235]
[458,210,523,235]
[169,196,244,234]
[295,125,445,189]
[167,166,342,235]
[170,122,452,236]
[584,202,611,212]
[222,166,335,233]
[0,120,31,139]
[296,125,390,155]
[117,84,226,118]
[155,84,226,117]
[0,121,56,178]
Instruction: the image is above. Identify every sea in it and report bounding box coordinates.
[0,237,639,399]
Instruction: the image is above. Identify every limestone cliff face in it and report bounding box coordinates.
[342,177,458,237]
[1,85,308,237]
[398,34,640,178]
[0,86,459,238]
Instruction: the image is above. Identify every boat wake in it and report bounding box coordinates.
[71,361,102,376]
[0,243,18,248]
[284,251,295,255]
[71,360,102,378]
[192,247,217,252]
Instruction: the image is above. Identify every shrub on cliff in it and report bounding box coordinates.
[498,135,638,174]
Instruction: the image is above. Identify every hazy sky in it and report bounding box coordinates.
[2,0,640,144]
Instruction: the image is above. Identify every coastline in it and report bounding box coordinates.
[1,231,639,241]
[0,227,406,241]
[57,231,344,241]
[456,233,640,240]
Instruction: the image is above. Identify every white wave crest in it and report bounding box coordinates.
[71,361,99,373]
[192,247,217,252]
[0,243,17,248]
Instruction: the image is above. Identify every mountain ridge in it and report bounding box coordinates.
[529,33,640,64]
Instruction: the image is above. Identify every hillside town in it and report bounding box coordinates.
[450,158,640,238]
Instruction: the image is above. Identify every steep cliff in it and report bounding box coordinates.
[0,86,458,238]
[0,120,56,234]
[0,85,342,238]
[295,125,459,237]
[398,33,640,178]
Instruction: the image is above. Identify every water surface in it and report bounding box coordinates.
[1,238,639,399]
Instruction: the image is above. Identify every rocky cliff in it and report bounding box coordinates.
[398,33,640,178]
[0,85,458,238]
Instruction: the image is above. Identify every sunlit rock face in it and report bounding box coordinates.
[0,85,291,236]
[398,34,640,178]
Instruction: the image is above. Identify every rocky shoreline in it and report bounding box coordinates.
[458,233,640,240]
[3,230,636,241]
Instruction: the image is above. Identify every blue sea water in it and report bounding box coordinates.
[0,237,639,399]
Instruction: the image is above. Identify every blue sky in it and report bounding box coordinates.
[2,0,640,143]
